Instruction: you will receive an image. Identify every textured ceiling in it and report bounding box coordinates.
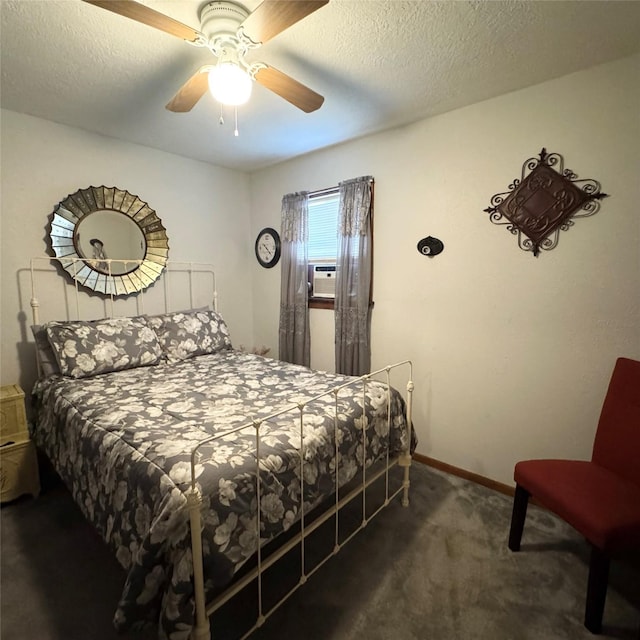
[2,0,640,172]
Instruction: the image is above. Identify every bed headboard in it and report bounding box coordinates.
[29,256,218,327]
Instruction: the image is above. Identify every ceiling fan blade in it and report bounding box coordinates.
[82,0,202,43]
[241,1,329,45]
[165,67,213,112]
[255,65,324,113]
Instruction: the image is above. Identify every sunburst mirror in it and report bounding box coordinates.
[48,186,169,295]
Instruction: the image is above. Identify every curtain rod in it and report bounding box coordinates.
[310,186,339,197]
[310,177,374,198]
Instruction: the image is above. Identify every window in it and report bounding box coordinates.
[308,191,339,262]
[308,190,339,307]
[306,183,373,309]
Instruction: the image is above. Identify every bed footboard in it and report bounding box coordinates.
[188,361,414,639]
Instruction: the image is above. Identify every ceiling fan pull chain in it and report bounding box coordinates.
[234,106,240,137]
[219,103,224,126]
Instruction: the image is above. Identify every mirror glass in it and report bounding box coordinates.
[49,186,169,295]
[75,210,146,275]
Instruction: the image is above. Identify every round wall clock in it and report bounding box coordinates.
[255,227,281,268]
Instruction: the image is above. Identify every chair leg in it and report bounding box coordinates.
[508,484,530,552]
[585,545,609,634]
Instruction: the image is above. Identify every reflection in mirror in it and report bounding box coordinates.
[75,210,146,275]
[49,186,169,296]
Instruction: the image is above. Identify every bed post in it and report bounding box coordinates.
[30,260,43,377]
[400,378,414,507]
[187,488,210,640]
[30,296,40,325]
[30,260,40,325]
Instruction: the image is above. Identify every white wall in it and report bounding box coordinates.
[249,54,640,486]
[1,110,254,398]
[2,55,638,487]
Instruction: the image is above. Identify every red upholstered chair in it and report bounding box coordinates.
[508,357,640,634]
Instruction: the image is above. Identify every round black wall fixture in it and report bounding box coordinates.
[417,236,444,257]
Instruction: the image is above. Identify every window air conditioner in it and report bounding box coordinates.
[312,264,336,298]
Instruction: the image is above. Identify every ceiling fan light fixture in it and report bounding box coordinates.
[208,61,252,106]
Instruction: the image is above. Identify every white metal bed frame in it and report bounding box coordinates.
[29,256,414,640]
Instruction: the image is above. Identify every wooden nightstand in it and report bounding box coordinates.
[0,384,40,502]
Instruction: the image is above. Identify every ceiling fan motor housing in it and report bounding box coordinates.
[200,1,249,40]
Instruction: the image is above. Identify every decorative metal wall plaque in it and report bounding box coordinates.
[483,148,608,256]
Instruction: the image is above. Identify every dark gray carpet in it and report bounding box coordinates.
[1,462,638,640]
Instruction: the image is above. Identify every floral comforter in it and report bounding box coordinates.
[33,351,412,639]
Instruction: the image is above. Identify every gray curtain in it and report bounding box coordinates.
[278,191,310,366]
[335,176,373,376]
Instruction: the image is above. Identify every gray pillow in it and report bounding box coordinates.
[31,325,61,377]
[147,309,232,363]
[45,316,163,379]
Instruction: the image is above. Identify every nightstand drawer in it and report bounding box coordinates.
[1,385,28,445]
[0,439,40,503]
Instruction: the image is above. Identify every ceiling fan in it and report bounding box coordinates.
[82,0,328,114]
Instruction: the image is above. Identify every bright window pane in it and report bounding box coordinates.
[308,193,338,261]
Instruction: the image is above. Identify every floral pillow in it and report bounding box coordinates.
[45,316,163,379]
[147,309,232,363]
[31,325,62,378]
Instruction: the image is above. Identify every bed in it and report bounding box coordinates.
[28,260,415,640]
